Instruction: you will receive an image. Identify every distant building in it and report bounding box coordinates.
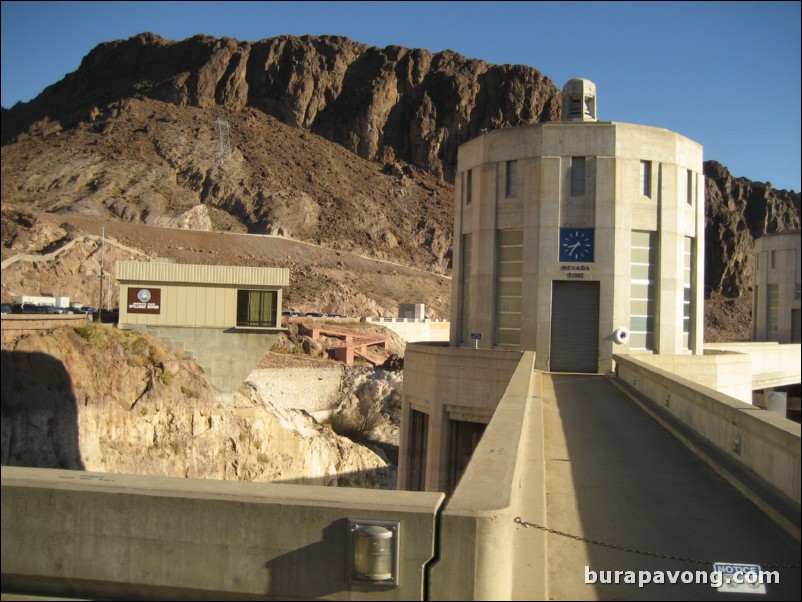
[117,260,289,331]
[116,259,289,400]
[752,231,802,343]
[400,78,706,491]
[451,77,705,372]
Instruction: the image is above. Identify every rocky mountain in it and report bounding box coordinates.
[1,33,561,181]
[704,160,800,298]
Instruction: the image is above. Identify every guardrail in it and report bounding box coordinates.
[613,354,801,539]
[429,351,544,600]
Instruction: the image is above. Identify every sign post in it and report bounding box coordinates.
[470,332,482,349]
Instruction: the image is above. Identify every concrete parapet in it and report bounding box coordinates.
[1,314,93,345]
[364,318,450,343]
[613,354,801,538]
[635,352,753,403]
[705,342,801,390]
[1,467,444,600]
[429,352,544,600]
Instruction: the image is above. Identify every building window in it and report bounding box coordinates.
[495,229,523,347]
[683,237,693,350]
[571,157,586,196]
[505,161,518,198]
[461,233,472,344]
[236,290,277,327]
[640,161,652,198]
[771,250,776,269]
[447,418,486,492]
[767,284,779,339]
[630,231,657,350]
[407,410,429,491]
[465,170,473,205]
[686,169,693,205]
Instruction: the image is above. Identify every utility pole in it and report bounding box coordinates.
[98,225,105,322]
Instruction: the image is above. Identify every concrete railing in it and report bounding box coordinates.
[1,314,91,345]
[429,352,543,601]
[613,354,801,537]
[705,342,802,390]
[364,318,451,343]
[1,467,443,600]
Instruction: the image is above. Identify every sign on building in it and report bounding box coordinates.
[127,288,161,314]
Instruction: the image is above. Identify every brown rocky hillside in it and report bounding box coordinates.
[1,33,562,181]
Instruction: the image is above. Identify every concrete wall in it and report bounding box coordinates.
[1,467,443,601]
[429,352,544,601]
[705,342,802,390]
[128,325,278,402]
[1,313,91,345]
[398,344,523,492]
[613,354,801,537]
[634,352,753,403]
[365,318,450,343]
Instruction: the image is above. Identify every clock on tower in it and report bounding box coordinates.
[559,228,594,262]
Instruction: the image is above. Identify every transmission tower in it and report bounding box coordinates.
[214,119,232,162]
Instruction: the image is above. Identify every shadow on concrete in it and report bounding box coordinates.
[1,350,85,470]
[262,518,398,599]
[547,373,801,600]
[262,520,347,599]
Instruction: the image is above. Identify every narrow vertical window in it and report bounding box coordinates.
[571,157,586,196]
[505,161,518,198]
[466,170,473,205]
[683,237,693,350]
[630,231,656,350]
[640,161,652,198]
[495,229,523,346]
[461,234,472,344]
[771,250,776,269]
[767,284,779,339]
[686,169,693,205]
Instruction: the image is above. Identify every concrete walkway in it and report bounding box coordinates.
[537,373,800,601]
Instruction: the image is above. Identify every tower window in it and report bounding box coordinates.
[505,161,518,198]
[466,170,473,205]
[640,161,652,198]
[571,157,586,196]
[686,169,693,205]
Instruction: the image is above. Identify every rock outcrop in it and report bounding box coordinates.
[704,161,800,298]
[1,325,394,487]
[1,33,561,181]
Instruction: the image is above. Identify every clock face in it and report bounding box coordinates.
[559,228,594,262]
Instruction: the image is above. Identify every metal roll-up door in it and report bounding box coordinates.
[550,281,600,373]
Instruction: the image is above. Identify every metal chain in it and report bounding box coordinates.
[514,517,800,570]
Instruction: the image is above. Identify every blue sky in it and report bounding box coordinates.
[2,1,800,191]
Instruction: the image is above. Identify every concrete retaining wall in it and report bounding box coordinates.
[705,342,802,389]
[364,318,450,343]
[128,325,277,401]
[614,354,801,537]
[429,352,544,601]
[1,467,443,601]
[634,352,753,403]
